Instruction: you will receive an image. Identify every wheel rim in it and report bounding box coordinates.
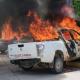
[55,57,63,72]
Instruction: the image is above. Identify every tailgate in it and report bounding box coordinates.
[8,42,38,60]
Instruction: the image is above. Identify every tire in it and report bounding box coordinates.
[50,54,64,74]
[18,60,34,71]
[19,65,33,71]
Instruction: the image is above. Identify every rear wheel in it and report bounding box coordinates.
[19,61,33,71]
[19,65,33,71]
[50,54,64,74]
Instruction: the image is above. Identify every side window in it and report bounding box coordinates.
[72,31,80,41]
[62,31,72,40]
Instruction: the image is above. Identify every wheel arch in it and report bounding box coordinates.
[54,50,64,60]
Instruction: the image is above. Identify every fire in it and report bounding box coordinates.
[1,20,29,41]
[1,12,59,41]
[2,21,14,41]
[59,17,80,40]
[29,12,59,41]
[1,11,80,42]
[59,17,80,33]
[14,25,29,41]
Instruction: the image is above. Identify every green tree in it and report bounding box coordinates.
[73,0,80,17]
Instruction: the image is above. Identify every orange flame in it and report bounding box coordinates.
[1,20,29,41]
[59,17,80,32]
[29,12,59,41]
[59,17,80,40]
[2,21,14,41]
[1,11,80,42]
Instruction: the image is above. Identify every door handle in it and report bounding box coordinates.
[18,44,24,47]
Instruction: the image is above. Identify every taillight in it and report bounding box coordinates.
[36,44,44,56]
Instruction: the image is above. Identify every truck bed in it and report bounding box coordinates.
[8,42,38,60]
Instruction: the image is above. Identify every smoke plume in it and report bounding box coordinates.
[0,0,75,27]
[36,0,49,18]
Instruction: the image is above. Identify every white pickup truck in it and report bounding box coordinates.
[8,29,80,73]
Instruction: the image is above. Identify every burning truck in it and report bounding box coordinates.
[7,11,80,73]
[0,0,79,73]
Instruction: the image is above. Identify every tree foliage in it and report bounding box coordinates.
[73,0,80,17]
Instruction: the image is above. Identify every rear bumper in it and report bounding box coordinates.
[10,58,41,65]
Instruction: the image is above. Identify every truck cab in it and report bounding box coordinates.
[59,29,80,59]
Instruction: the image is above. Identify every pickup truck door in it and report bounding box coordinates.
[71,31,80,57]
[60,30,77,57]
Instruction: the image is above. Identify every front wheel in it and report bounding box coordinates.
[50,54,64,74]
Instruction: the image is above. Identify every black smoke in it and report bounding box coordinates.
[47,0,67,22]
[0,0,37,25]
[0,0,73,28]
